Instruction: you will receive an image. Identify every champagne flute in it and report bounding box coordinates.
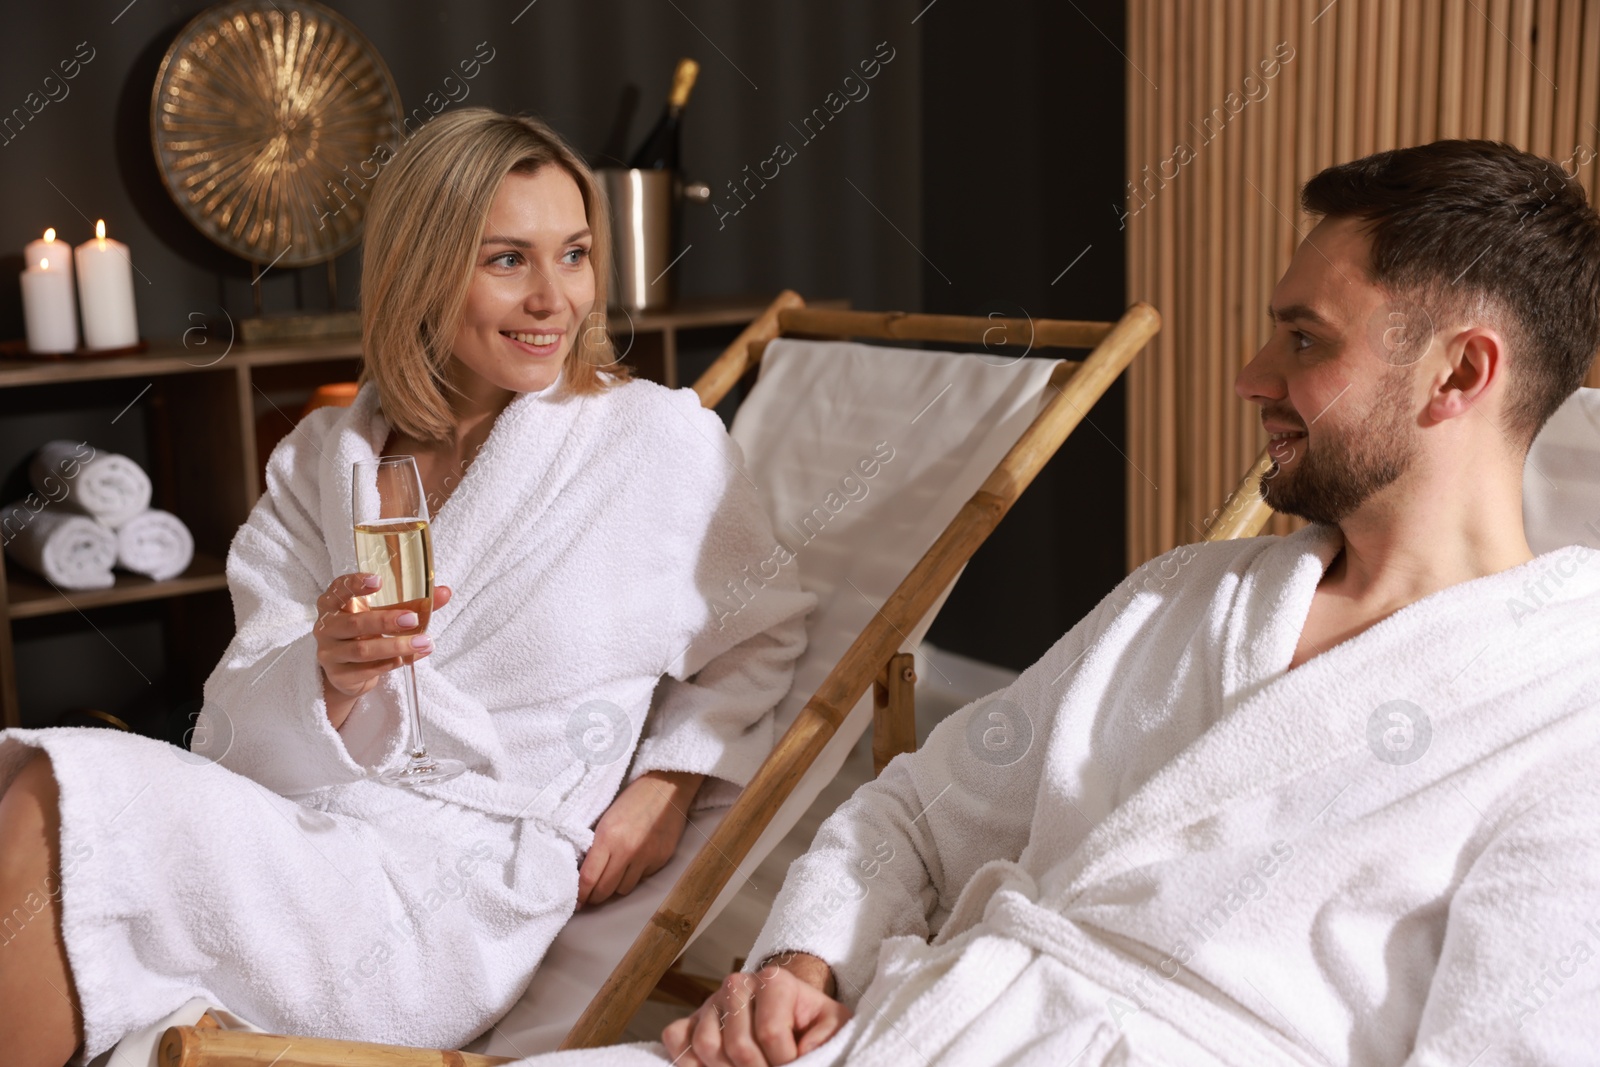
[351,455,466,786]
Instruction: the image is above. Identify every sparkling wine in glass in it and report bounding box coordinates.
[351,455,466,786]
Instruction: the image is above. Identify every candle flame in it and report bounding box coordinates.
[95,219,106,240]
[40,258,48,270]
[43,228,55,242]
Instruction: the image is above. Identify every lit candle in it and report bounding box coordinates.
[20,229,80,353]
[74,219,139,350]
[24,228,75,286]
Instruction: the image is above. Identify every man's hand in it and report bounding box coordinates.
[578,770,704,906]
[662,953,850,1067]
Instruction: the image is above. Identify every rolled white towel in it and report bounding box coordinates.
[1,505,117,589]
[30,439,152,530]
[116,509,194,581]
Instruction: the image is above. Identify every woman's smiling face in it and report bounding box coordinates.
[449,164,596,401]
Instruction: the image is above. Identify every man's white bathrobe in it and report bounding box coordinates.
[0,377,813,1061]
[527,523,1600,1067]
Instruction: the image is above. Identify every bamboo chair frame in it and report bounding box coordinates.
[1201,447,1275,542]
[157,292,1162,1067]
[561,297,1159,1049]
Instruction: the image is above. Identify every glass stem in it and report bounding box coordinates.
[403,659,429,761]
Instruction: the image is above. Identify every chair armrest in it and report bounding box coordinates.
[158,1024,515,1067]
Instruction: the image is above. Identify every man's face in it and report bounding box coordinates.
[1235,216,1423,525]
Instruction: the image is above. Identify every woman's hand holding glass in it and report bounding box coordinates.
[314,574,453,731]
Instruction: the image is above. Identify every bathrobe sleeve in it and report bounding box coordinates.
[194,414,378,794]
[626,392,815,810]
[1407,752,1600,1064]
[742,554,1174,1004]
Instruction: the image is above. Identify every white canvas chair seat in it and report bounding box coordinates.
[470,339,1064,1056]
[1523,385,1600,555]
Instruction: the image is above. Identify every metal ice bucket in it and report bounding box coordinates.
[601,168,678,312]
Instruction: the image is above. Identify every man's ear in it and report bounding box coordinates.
[1427,327,1504,424]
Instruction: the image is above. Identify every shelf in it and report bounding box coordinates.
[6,552,229,619]
[0,338,362,387]
[0,298,845,389]
[0,349,232,387]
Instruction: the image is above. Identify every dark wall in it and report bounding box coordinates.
[919,0,1129,671]
[0,0,924,341]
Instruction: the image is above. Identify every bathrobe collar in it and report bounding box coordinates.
[317,381,588,638]
[1060,525,1600,896]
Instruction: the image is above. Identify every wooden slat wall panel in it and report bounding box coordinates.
[1202,1,1225,533]
[1419,0,1444,144]
[1376,2,1401,149]
[1175,0,1194,541]
[1581,4,1600,203]
[1163,0,1185,548]
[1508,1,1535,146]
[1555,2,1583,147]
[1126,0,1146,559]
[1236,1,1256,513]
[1463,2,1489,140]
[1125,0,1600,567]
[1532,0,1559,157]
[1485,0,1512,137]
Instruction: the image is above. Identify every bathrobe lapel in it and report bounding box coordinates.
[419,387,590,645]
[1057,528,1600,899]
[313,384,589,642]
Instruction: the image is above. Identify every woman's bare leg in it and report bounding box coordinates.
[0,751,83,1067]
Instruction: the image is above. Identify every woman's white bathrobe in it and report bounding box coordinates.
[0,377,813,1060]
[526,523,1600,1067]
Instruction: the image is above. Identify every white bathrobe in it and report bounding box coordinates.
[0,376,813,1061]
[526,523,1600,1066]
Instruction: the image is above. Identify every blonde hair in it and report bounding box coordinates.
[359,108,624,440]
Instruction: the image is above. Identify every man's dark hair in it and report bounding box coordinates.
[1301,139,1600,449]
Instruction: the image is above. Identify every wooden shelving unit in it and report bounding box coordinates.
[6,552,229,621]
[0,295,829,730]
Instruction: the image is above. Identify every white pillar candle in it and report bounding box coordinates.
[74,219,139,350]
[20,235,80,354]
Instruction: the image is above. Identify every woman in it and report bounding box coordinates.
[0,109,813,1067]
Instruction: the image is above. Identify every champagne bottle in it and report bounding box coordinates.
[627,58,699,170]
[596,84,641,167]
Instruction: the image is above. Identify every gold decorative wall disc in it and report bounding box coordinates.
[151,0,401,267]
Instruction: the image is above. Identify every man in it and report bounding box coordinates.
[527,140,1600,1066]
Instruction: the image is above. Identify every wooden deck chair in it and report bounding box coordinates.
[150,293,1160,1067]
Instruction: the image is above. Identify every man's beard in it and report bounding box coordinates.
[1259,367,1418,525]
